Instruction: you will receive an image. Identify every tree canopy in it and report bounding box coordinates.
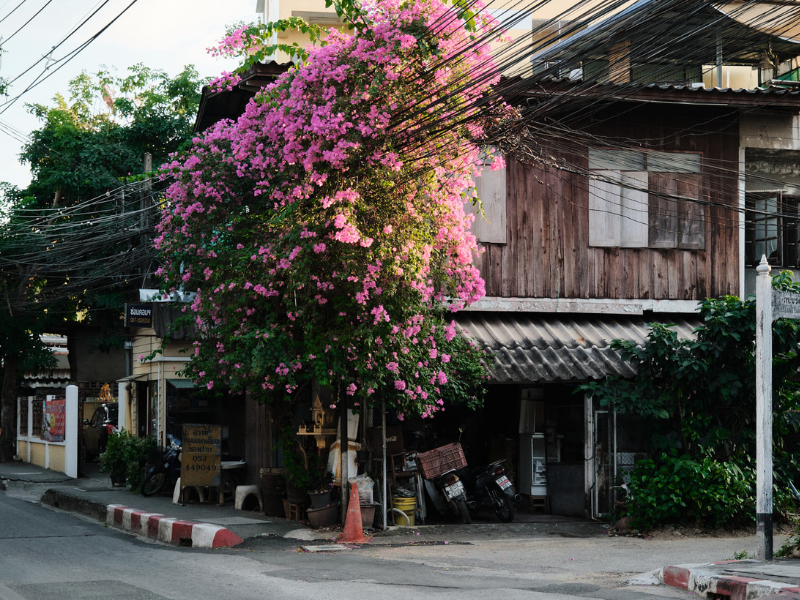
[155,0,509,418]
[0,63,205,460]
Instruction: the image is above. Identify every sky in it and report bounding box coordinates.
[0,0,258,189]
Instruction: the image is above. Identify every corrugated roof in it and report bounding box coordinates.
[455,312,700,383]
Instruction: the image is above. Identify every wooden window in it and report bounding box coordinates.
[588,150,703,249]
[468,155,507,244]
[745,193,800,267]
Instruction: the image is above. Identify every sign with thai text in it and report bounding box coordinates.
[41,398,65,442]
[773,289,800,321]
[124,303,153,328]
[181,424,221,487]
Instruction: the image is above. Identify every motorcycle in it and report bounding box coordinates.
[141,434,182,497]
[426,468,472,524]
[466,459,518,523]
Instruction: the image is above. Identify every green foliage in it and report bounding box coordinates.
[276,426,312,492]
[99,430,128,478]
[625,453,753,529]
[580,272,800,527]
[19,63,204,209]
[99,429,157,491]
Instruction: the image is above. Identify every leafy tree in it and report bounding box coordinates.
[0,65,205,461]
[155,0,508,420]
[20,63,204,208]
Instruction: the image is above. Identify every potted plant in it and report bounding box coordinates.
[307,459,333,509]
[99,430,127,486]
[277,427,311,504]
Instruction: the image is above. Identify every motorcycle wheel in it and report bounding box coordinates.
[454,497,472,524]
[494,494,515,523]
[141,470,167,497]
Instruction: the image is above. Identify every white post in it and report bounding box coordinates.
[118,382,129,432]
[755,255,773,560]
[65,385,78,478]
[27,397,33,462]
[584,392,595,520]
[16,397,21,458]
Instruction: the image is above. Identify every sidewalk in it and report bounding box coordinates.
[658,559,800,599]
[0,461,319,549]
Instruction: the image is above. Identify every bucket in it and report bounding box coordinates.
[392,497,417,526]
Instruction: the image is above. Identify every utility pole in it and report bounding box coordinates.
[755,255,773,560]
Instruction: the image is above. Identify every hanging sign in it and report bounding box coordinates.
[124,303,153,328]
[181,424,221,487]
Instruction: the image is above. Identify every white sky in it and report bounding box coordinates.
[0,0,258,189]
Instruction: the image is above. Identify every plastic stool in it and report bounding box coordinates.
[234,484,264,511]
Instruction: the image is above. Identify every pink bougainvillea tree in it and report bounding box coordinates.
[155,0,510,418]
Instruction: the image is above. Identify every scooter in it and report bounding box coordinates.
[141,434,182,497]
[466,459,518,522]
[426,468,472,524]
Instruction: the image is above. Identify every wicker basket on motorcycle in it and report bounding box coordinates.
[417,443,467,479]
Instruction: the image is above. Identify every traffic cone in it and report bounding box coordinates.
[336,483,369,544]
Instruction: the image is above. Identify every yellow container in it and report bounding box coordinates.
[392,497,416,526]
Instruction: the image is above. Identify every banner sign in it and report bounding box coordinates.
[41,398,66,442]
[124,303,153,328]
[181,424,221,487]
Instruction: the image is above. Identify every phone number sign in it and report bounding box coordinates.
[181,424,221,487]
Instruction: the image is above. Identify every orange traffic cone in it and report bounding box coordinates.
[336,483,369,544]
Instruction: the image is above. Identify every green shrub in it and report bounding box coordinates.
[625,453,754,529]
[99,429,157,492]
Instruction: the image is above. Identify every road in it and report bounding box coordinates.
[0,491,738,600]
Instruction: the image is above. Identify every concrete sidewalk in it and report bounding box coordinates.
[0,461,321,548]
[659,559,800,599]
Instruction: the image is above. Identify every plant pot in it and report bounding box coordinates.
[360,503,377,529]
[260,468,286,517]
[285,474,307,504]
[110,473,126,487]
[306,502,339,529]
[308,490,331,510]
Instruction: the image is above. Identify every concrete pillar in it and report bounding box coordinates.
[118,382,129,433]
[65,385,78,478]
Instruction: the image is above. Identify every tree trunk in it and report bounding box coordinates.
[0,354,18,462]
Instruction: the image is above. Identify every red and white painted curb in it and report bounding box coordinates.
[661,562,800,599]
[106,504,244,549]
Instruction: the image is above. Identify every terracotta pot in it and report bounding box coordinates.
[360,503,376,529]
[306,503,339,529]
[308,490,331,510]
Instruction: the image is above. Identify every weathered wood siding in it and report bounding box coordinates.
[477,105,740,300]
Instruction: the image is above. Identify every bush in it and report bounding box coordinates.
[99,429,157,492]
[624,453,754,530]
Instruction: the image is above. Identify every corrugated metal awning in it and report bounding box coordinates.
[455,312,700,383]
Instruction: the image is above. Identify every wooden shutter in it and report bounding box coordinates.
[471,163,507,244]
[620,171,649,247]
[677,174,705,250]
[589,170,621,247]
[648,173,678,248]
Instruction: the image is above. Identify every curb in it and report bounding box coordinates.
[661,562,800,599]
[104,504,244,549]
[40,489,243,549]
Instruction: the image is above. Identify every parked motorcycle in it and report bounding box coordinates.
[466,459,518,523]
[141,434,182,497]
[418,443,472,524]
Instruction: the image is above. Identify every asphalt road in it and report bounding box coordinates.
[0,491,715,600]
